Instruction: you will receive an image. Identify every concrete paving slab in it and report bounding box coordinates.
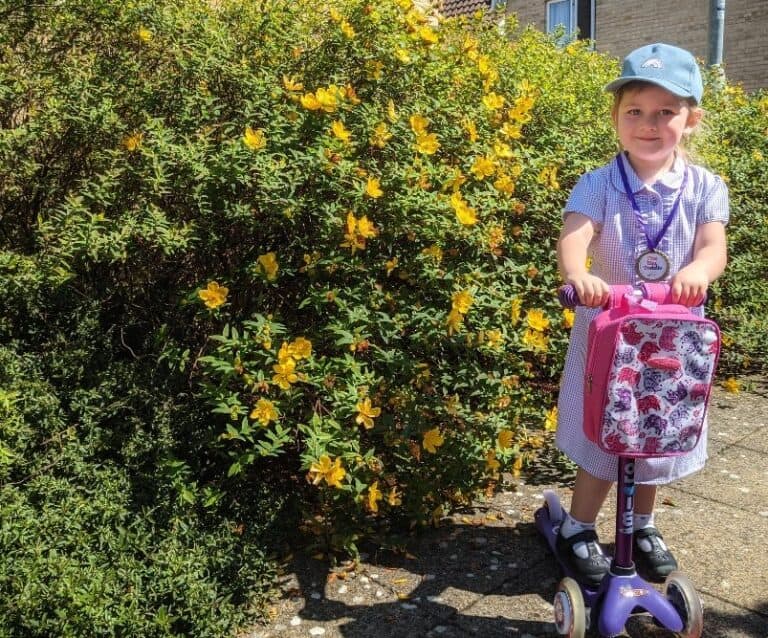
[247,380,768,638]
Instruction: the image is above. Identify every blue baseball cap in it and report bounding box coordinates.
[605,43,703,104]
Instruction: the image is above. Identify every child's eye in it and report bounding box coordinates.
[660,109,676,116]
[627,109,641,116]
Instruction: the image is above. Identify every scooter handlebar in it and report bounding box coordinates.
[557,283,701,309]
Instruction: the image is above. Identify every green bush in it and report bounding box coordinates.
[1,0,766,634]
[693,82,768,372]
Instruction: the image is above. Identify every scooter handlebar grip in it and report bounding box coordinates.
[557,285,580,308]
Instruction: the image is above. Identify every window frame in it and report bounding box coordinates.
[545,0,594,42]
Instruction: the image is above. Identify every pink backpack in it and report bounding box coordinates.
[583,283,720,458]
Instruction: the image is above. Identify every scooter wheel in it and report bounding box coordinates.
[664,571,703,638]
[544,489,563,524]
[553,577,586,637]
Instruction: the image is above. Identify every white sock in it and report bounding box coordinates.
[633,513,654,531]
[561,512,599,559]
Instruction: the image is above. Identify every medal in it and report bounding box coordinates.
[635,249,670,281]
[617,153,687,282]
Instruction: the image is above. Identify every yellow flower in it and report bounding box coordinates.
[257,252,278,281]
[422,245,443,262]
[415,132,439,154]
[243,126,267,150]
[497,430,513,449]
[493,140,514,159]
[289,336,313,360]
[511,455,523,478]
[384,257,398,275]
[423,427,444,453]
[485,449,500,472]
[122,131,143,152]
[545,406,558,432]
[282,75,304,92]
[482,92,505,110]
[341,213,366,253]
[198,281,228,309]
[395,48,411,63]
[470,156,496,180]
[356,397,382,429]
[477,55,494,76]
[522,328,549,352]
[329,7,342,21]
[365,60,384,81]
[450,192,477,226]
[484,329,503,348]
[300,92,321,110]
[494,173,516,195]
[537,165,560,190]
[316,86,341,112]
[409,114,429,135]
[272,357,298,389]
[418,26,438,44]
[446,308,463,335]
[500,122,522,139]
[722,377,741,394]
[331,120,351,143]
[563,308,575,329]
[357,215,378,239]
[451,289,474,314]
[387,100,398,123]
[370,122,392,148]
[526,309,550,332]
[340,19,355,38]
[387,486,402,507]
[365,177,383,198]
[308,455,346,488]
[509,297,522,324]
[135,26,152,43]
[367,481,383,512]
[250,398,278,426]
[463,119,478,142]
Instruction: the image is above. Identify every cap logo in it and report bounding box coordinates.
[640,57,664,69]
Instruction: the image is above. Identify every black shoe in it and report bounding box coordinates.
[555,529,610,587]
[633,526,678,582]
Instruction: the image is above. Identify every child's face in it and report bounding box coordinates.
[613,84,701,170]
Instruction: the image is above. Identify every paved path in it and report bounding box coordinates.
[246,380,768,638]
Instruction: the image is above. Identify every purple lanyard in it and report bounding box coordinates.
[616,153,687,252]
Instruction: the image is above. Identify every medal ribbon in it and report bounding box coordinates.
[616,153,688,253]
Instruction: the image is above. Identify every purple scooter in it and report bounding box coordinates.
[534,285,704,638]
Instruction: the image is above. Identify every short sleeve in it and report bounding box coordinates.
[563,170,607,226]
[696,171,729,226]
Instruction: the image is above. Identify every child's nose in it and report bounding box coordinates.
[641,114,659,129]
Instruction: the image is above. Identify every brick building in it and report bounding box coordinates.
[501,1,767,93]
[440,1,766,93]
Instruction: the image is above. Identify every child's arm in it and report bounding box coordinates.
[670,221,728,306]
[557,213,610,307]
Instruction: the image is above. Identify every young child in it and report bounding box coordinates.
[555,43,729,585]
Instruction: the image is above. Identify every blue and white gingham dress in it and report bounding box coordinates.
[555,153,729,483]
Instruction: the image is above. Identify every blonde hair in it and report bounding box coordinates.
[610,81,704,163]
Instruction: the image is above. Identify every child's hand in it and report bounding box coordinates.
[567,273,610,308]
[670,264,708,306]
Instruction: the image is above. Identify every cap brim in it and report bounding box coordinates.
[604,77,697,101]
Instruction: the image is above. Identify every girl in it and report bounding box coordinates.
[555,43,729,586]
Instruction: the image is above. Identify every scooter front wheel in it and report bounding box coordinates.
[664,571,703,638]
[553,577,586,637]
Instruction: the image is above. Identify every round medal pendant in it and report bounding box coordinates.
[635,250,670,281]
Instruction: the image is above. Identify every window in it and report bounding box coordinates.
[546,0,593,42]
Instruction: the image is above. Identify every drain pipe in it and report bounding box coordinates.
[708,0,725,67]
